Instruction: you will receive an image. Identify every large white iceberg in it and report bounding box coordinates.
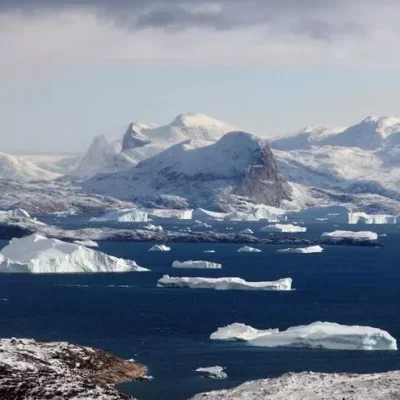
[196,366,227,379]
[146,208,193,220]
[0,234,149,273]
[210,323,278,341]
[237,246,262,253]
[157,275,293,291]
[192,208,227,221]
[278,245,323,254]
[211,321,397,351]
[348,212,397,225]
[321,230,378,242]
[261,224,306,233]
[172,260,222,269]
[92,209,148,223]
[149,244,171,252]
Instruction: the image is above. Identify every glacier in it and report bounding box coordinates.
[0,234,149,273]
[261,224,307,233]
[210,321,397,351]
[157,275,293,291]
[237,246,262,253]
[171,260,222,269]
[278,245,324,254]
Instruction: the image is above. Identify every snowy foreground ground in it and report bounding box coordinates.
[190,371,400,400]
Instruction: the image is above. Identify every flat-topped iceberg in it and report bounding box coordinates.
[157,275,293,291]
[196,366,227,379]
[0,234,149,274]
[321,230,378,242]
[73,239,99,248]
[149,244,171,252]
[92,209,148,223]
[146,208,193,220]
[348,212,397,225]
[210,323,278,341]
[211,321,397,351]
[261,224,306,233]
[278,245,323,254]
[237,246,262,253]
[172,260,222,269]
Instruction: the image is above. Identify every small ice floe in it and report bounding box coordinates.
[149,244,171,252]
[239,228,254,235]
[379,233,387,237]
[203,250,216,253]
[261,224,307,233]
[172,260,222,269]
[196,366,227,379]
[277,245,323,254]
[73,239,99,248]
[237,246,261,253]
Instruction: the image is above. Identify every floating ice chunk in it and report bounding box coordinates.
[143,224,163,231]
[248,321,397,351]
[93,209,148,223]
[149,244,171,252]
[0,234,149,273]
[278,245,323,254]
[157,275,293,291]
[172,260,222,269]
[73,239,99,248]
[193,221,212,229]
[196,366,227,379]
[261,224,307,233]
[147,208,193,220]
[239,228,254,234]
[348,212,397,225]
[321,230,378,242]
[203,250,216,253]
[237,246,261,253]
[210,323,278,341]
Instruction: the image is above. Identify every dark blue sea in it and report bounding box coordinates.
[0,220,399,400]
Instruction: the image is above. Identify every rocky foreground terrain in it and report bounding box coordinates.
[0,338,147,400]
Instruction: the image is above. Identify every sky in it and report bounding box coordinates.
[2,1,400,153]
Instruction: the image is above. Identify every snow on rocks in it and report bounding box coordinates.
[210,323,278,341]
[196,366,227,379]
[321,230,378,242]
[237,246,262,253]
[348,212,397,224]
[211,321,397,351]
[149,244,171,252]
[157,275,293,291]
[73,239,99,248]
[261,224,307,233]
[172,260,222,269]
[0,234,149,273]
[9,208,31,218]
[277,245,323,254]
[190,371,400,400]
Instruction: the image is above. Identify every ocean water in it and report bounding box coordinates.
[0,222,400,399]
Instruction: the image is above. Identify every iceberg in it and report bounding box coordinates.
[237,246,262,253]
[348,212,397,225]
[92,209,148,223]
[196,366,227,379]
[261,224,307,233]
[157,275,293,291]
[192,208,227,221]
[146,208,193,220]
[143,223,163,231]
[73,239,99,248]
[321,230,378,242]
[277,245,323,254]
[211,321,397,351]
[0,234,149,274]
[149,244,171,252]
[203,250,216,253]
[210,323,278,341]
[224,205,287,222]
[193,221,212,229]
[172,260,222,269]
[239,228,254,234]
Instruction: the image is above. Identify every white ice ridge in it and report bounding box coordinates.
[237,246,262,253]
[73,239,99,248]
[261,224,307,233]
[196,366,228,379]
[210,321,397,351]
[321,230,378,241]
[172,260,222,269]
[0,234,149,273]
[157,275,293,291]
[278,245,323,254]
[210,323,279,341]
[348,212,397,224]
[92,209,148,222]
[149,244,171,252]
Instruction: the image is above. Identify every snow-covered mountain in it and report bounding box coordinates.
[0,152,60,181]
[83,131,292,211]
[70,113,236,179]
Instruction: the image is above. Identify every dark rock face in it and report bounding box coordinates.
[0,338,147,400]
[121,125,151,152]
